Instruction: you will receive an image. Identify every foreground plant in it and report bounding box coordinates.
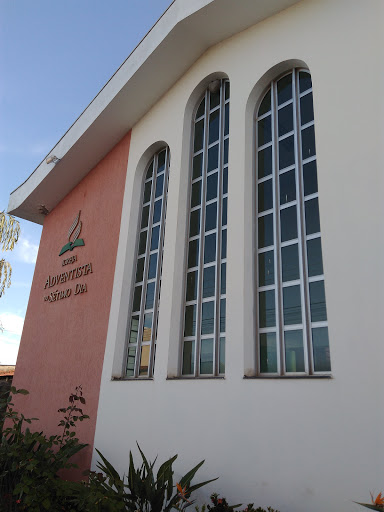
[76,443,217,512]
[355,492,384,511]
[0,385,88,512]
[195,493,280,512]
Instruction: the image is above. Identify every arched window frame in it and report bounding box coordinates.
[181,78,229,377]
[255,68,331,376]
[125,148,170,378]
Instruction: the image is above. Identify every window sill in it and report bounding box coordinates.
[111,377,154,381]
[166,376,225,380]
[244,375,332,379]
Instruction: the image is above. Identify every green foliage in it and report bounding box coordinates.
[73,443,218,512]
[0,385,88,511]
[195,494,280,512]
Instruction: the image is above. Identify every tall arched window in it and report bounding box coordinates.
[256,69,330,375]
[182,79,229,377]
[126,148,170,378]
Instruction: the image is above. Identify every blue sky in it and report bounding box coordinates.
[0,0,172,364]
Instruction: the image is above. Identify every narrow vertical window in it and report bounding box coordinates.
[182,79,229,377]
[256,69,330,375]
[126,148,170,378]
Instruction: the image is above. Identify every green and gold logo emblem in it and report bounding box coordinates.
[59,210,85,256]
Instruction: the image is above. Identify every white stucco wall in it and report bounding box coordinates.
[94,1,384,511]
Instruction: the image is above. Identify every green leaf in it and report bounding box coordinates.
[179,460,205,488]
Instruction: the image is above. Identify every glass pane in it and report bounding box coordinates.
[259,289,275,328]
[224,103,229,136]
[277,74,292,105]
[133,286,142,312]
[145,282,155,310]
[225,81,230,100]
[299,71,312,93]
[258,179,273,213]
[205,202,217,232]
[151,225,160,251]
[258,250,274,287]
[280,206,297,242]
[189,210,200,237]
[188,239,199,268]
[282,244,300,282]
[136,257,145,283]
[221,229,227,260]
[139,231,147,255]
[196,97,205,118]
[309,280,327,322]
[307,238,323,277]
[126,346,137,376]
[285,330,305,372]
[278,103,293,136]
[259,89,271,116]
[148,253,157,280]
[142,313,153,342]
[258,146,272,179]
[157,150,166,174]
[153,199,162,224]
[219,337,225,374]
[182,340,195,375]
[139,345,150,376]
[155,173,164,198]
[193,153,203,179]
[186,271,198,302]
[146,161,154,180]
[220,298,226,332]
[222,197,227,227]
[258,115,272,146]
[302,125,316,160]
[191,181,201,208]
[200,338,214,374]
[305,198,320,235]
[312,327,331,372]
[184,305,196,336]
[303,160,318,196]
[143,181,152,203]
[300,92,314,126]
[283,285,302,325]
[210,88,220,109]
[129,316,139,344]
[260,332,277,373]
[206,172,218,201]
[194,120,204,152]
[201,301,215,334]
[279,135,295,170]
[224,138,229,165]
[207,144,219,172]
[279,170,296,205]
[209,110,220,144]
[204,233,216,263]
[141,205,150,229]
[203,266,216,298]
[258,214,273,248]
[221,263,226,294]
[223,167,228,194]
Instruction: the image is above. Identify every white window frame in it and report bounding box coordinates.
[125,148,170,378]
[255,68,331,377]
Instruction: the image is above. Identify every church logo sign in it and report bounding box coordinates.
[59,210,85,256]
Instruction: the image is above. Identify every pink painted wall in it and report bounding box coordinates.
[12,131,131,478]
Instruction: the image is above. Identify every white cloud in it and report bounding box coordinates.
[0,312,24,336]
[0,313,24,365]
[15,239,39,264]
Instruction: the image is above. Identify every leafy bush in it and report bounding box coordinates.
[73,443,217,512]
[195,493,280,512]
[0,385,89,511]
